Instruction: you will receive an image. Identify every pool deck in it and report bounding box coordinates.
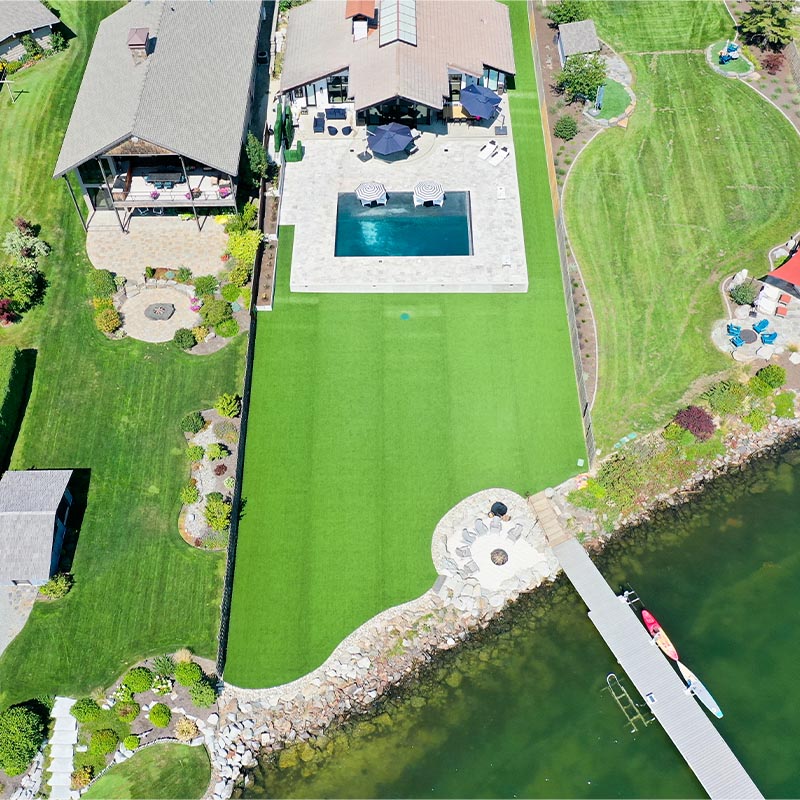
[281,105,528,293]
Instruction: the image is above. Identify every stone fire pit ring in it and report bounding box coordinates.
[144,303,175,321]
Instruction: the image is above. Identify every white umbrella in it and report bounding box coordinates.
[413,180,445,205]
[355,181,387,205]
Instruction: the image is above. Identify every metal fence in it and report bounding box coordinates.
[526,0,596,463]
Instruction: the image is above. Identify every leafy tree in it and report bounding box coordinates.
[756,364,786,389]
[554,116,578,140]
[246,131,269,180]
[20,34,43,59]
[740,0,798,51]
[205,495,232,532]
[761,52,785,74]
[174,660,203,687]
[214,392,241,418]
[50,31,66,52]
[546,0,587,25]
[70,697,101,723]
[0,263,43,310]
[674,405,715,440]
[555,53,607,102]
[0,705,45,776]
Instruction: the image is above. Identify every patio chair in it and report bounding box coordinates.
[726,323,741,336]
[506,523,523,542]
[779,293,792,305]
[488,146,510,166]
[776,305,789,317]
[327,126,338,136]
[313,115,324,134]
[342,126,352,136]
[761,331,778,344]
[478,140,497,160]
[462,528,476,544]
[463,559,479,576]
[730,335,745,348]
[455,545,471,559]
[753,318,769,333]
[489,516,502,533]
[474,519,488,536]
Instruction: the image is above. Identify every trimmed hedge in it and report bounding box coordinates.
[0,346,28,465]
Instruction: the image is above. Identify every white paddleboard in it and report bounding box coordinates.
[678,661,723,719]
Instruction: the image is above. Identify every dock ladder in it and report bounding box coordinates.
[604,673,654,733]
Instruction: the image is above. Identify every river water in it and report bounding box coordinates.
[243,447,800,798]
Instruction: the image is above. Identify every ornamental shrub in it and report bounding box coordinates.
[773,391,795,418]
[205,495,232,532]
[115,702,140,723]
[92,296,113,311]
[3,227,50,260]
[748,374,774,398]
[173,647,193,663]
[173,328,196,350]
[71,765,93,790]
[112,684,133,703]
[546,0,587,24]
[215,318,239,338]
[149,703,171,728]
[192,325,209,342]
[214,463,227,476]
[122,734,140,750]
[70,697,101,723]
[200,298,232,328]
[227,260,252,289]
[189,679,217,708]
[177,267,192,283]
[744,407,768,431]
[221,282,243,303]
[227,230,264,269]
[206,442,228,461]
[213,420,239,444]
[553,116,578,141]
[702,380,747,416]
[662,422,695,447]
[187,444,204,461]
[0,298,16,324]
[762,52,785,74]
[89,728,118,756]
[0,263,43,311]
[673,405,715,441]
[152,674,173,695]
[122,667,153,694]
[152,654,176,676]
[88,269,116,298]
[729,280,759,305]
[174,717,199,742]
[555,53,607,102]
[756,364,786,389]
[95,308,121,334]
[39,572,73,599]
[224,202,258,234]
[174,660,203,687]
[193,275,218,297]
[180,411,205,434]
[214,392,241,418]
[180,482,200,505]
[0,705,45,776]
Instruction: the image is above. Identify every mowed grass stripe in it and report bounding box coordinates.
[225,0,586,689]
[564,44,800,447]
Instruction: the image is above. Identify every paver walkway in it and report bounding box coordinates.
[47,697,78,800]
[0,584,37,658]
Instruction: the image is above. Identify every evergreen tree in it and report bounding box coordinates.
[546,0,587,25]
[740,0,797,51]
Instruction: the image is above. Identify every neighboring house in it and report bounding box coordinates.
[0,1,58,63]
[280,0,515,126]
[557,19,600,66]
[0,470,73,586]
[53,0,265,232]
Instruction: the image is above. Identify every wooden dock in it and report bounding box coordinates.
[530,493,763,800]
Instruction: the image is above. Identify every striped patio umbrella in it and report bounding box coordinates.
[354,182,387,204]
[413,180,445,204]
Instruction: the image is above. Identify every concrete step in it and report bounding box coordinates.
[47,773,71,788]
[50,730,78,745]
[53,717,76,732]
[49,787,72,800]
[47,758,73,773]
[51,697,76,715]
[50,744,74,759]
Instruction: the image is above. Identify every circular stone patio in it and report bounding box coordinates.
[120,287,200,343]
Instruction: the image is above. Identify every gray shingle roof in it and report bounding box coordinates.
[0,1,58,44]
[0,470,72,585]
[54,0,262,178]
[558,19,600,58]
[280,0,515,112]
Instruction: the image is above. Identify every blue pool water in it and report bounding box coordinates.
[334,191,473,257]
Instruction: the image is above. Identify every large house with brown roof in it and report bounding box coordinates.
[280,0,515,126]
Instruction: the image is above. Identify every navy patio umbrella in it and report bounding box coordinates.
[367,122,414,156]
[459,83,501,119]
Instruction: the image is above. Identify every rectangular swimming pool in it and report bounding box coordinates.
[334,191,473,257]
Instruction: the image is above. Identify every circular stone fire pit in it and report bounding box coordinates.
[144,303,175,321]
[490,548,509,566]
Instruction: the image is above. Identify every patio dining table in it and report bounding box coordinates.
[146,171,183,185]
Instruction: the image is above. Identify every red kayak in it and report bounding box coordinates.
[641,609,679,661]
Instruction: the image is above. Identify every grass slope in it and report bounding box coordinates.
[225,1,586,688]
[0,2,245,707]
[584,0,732,52]
[82,743,210,800]
[564,7,800,447]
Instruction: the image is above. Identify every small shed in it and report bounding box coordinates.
[0,470,73,585]
[557,19,600,66]
[0,1,59,63]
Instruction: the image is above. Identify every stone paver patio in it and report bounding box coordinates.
[121,287,200,343]
[712,299,800,363]
[86,212,229,283]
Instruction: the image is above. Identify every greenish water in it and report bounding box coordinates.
[243,448,800,798]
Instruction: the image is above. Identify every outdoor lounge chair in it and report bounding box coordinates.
[727,323,741,336]
[776,305,789,317]
[474,519,488,536]
[463,560,479,576]
[489,146,510,166]
[753,318,769,333]
[342,126,352,136]
[506,523,523,542]
[327,126,338,136]
[313,114,324,134]
[731,335,745,348]
[455,545,471,558]
[462,528,477,544]
[761,332,778,344]
[779,293,792,305]
[477,140,497,160]
[489,516,502,532]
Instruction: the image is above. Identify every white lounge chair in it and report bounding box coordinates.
[489,146,510,166]
[478,140,497,160]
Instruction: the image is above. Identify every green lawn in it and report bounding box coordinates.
[224,1,586,688]
[82,743,210,800]
[584,0,732,52]
[711,40,753,74]
[564,6,800,447]
[0,2,246,707]
[597,79,630,120]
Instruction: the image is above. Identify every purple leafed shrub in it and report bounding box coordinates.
[674,405,715,441]
[0,299,16,324]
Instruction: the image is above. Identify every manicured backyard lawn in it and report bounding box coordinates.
[0,2,245,707]
[82,743,210,800]
[225,1,586,688]
[596,79,629,120]
[564,5,800,447]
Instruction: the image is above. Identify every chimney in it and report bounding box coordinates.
[127,28,150,65]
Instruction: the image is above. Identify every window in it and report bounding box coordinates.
[449,74,462,102]
[482,67,500,91]
[327,74,349,104]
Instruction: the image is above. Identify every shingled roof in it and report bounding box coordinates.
[0,470,72,585]
[558,19,600,58]
[54,0,262,178]
[0,1,58,44]
[280,0,515,112]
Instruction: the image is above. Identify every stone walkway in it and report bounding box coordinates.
[120,287,201,343]
[86,213,229,283]
[0,584,37,658]
[47,697,77,800]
